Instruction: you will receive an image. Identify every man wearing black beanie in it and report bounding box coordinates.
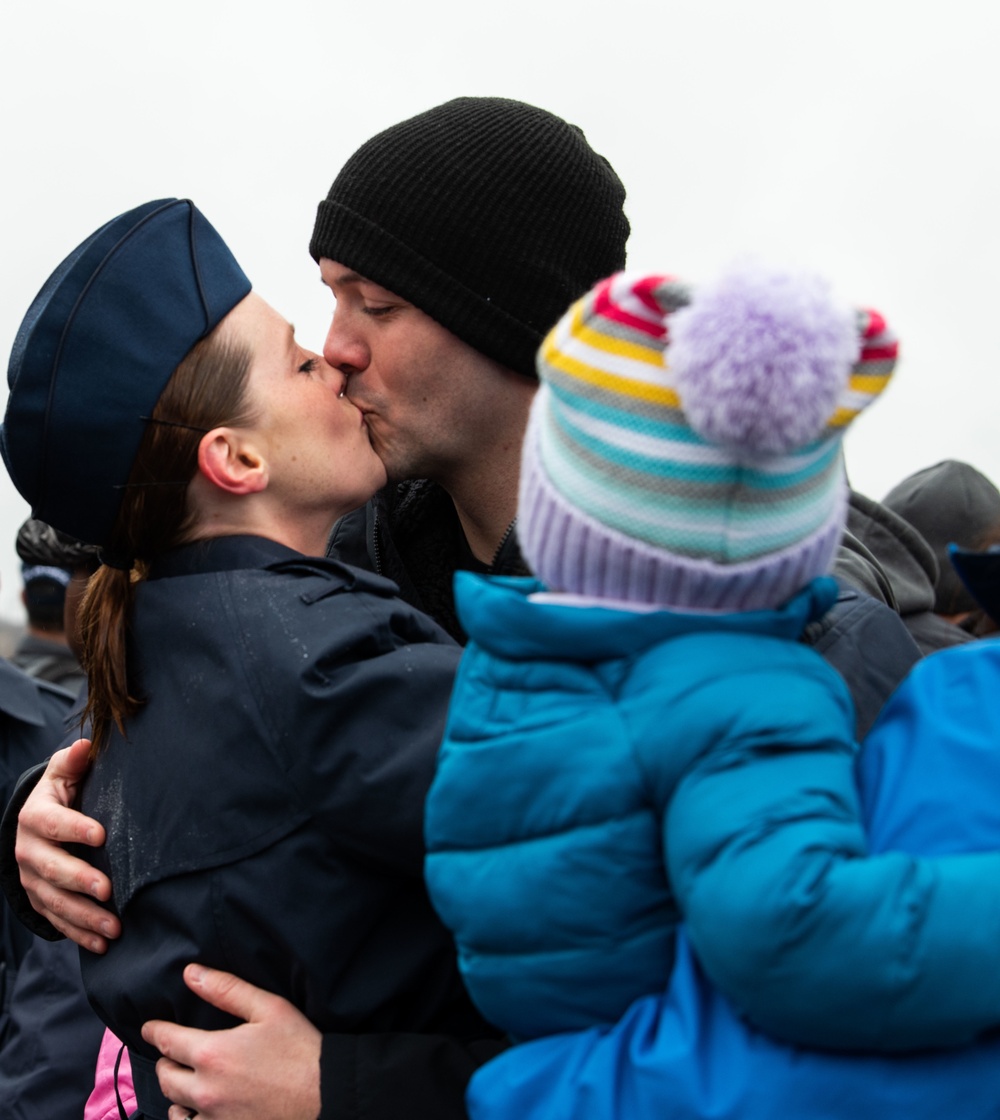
[314,96,630,641]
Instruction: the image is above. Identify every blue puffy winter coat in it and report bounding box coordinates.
[462,636,1000,1120]
[425,573,1000,1052]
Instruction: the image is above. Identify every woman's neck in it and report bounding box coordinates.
[186,500,337,559]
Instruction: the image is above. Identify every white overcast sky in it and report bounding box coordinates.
[1,0,997,620]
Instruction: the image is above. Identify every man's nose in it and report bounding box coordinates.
[323,315,369,375]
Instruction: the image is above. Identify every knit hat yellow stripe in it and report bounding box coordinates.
[569,299,665,367]
[827,407,858,429]
[849,372,893,395]
[544,297,669,386]
[827,371,894,428]
[542,331,680,409]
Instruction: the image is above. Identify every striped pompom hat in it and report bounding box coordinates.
[518,261,898,610]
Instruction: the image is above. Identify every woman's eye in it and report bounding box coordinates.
[298,357,318,374]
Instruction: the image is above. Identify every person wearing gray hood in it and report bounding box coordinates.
[836,489,975,655]
[883,459,1000,628]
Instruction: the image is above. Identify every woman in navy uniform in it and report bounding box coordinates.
[0,199,500,1120]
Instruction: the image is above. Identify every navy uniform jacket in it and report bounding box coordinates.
[0,659,72,1033]
[72,535,498,1119]
[0,937,105,1120]
[0,680,106,1120]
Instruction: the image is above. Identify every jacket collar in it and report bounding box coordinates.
[149,535,303,580]
[454,573,839,662]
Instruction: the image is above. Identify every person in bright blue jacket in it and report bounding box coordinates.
[424,263,1000,1116]
[459,555,1000,1120]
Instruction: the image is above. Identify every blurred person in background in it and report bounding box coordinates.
[833,490,973,655]
[11,518,99,696]
[0,570,73,1057]
[0,522,102,1120]
[883,459,1000,635]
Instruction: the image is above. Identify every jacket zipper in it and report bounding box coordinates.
[371,507,383,576]
[490,518,517,571]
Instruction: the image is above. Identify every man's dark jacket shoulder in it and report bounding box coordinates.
[329,481,528,644]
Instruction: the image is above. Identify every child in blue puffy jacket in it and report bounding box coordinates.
[424,263,1000,1117]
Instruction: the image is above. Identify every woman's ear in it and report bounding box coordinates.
[197,429,269,495]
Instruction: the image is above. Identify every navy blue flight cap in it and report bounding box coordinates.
[949,543,1000,624]
[1,198,252,547]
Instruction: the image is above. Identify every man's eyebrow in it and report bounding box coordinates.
[321,270,365,287]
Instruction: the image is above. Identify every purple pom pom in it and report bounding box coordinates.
[668,262,858,456]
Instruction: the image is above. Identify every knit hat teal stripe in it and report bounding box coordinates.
[545,422,841,515]
[547,394,842,491]
[540,418,842,560]
[536,443,842,561]
[546,371,697,440]
[542,404,841,513]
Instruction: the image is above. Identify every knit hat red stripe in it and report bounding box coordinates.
[593,274,670,338]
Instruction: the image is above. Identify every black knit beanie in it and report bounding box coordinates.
[309,97,630,378]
